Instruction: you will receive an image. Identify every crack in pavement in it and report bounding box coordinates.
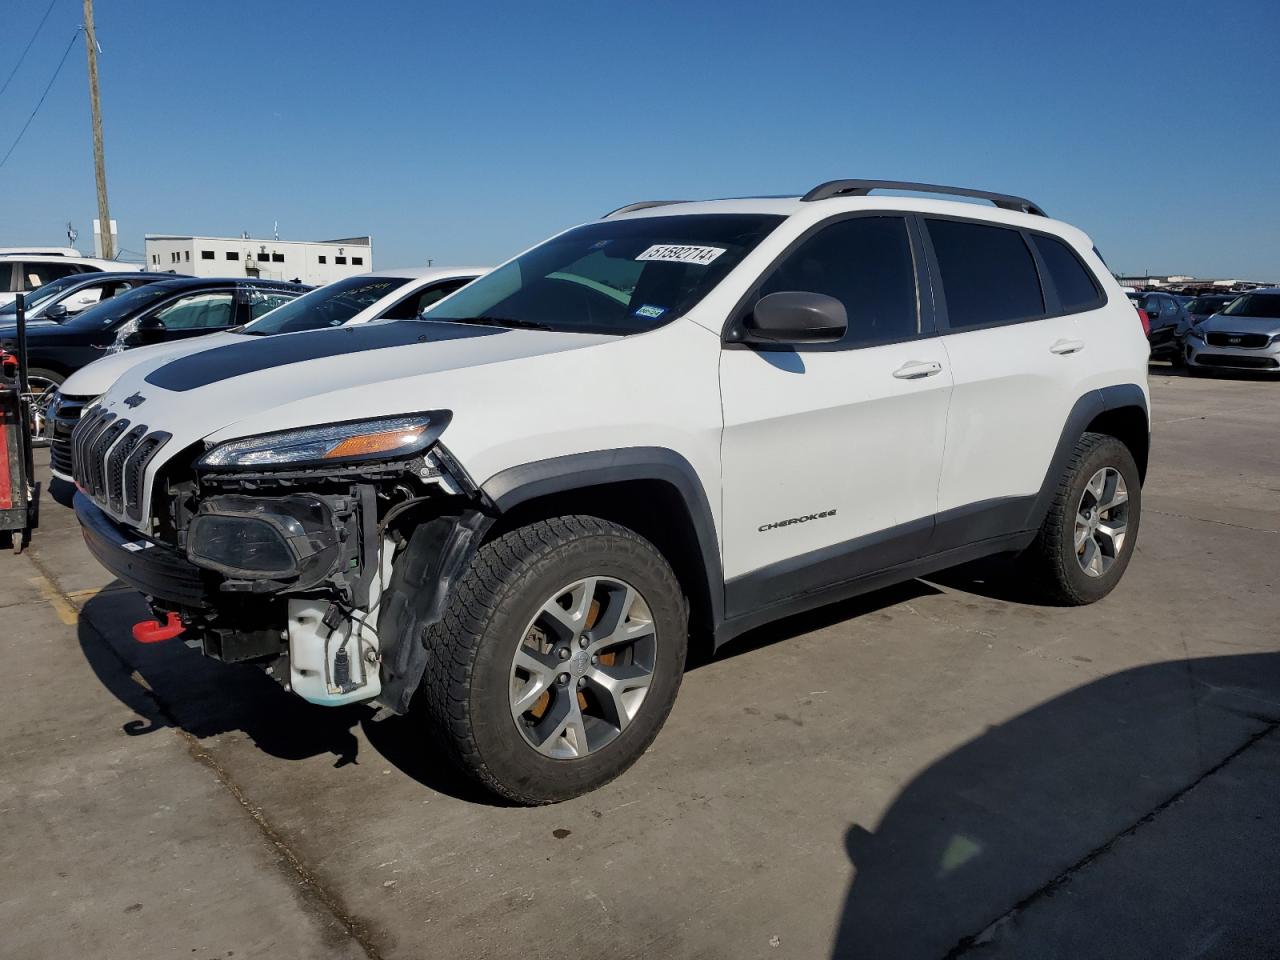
[1146,508,1279,536]
[21,549,387,960]
[941,720,1280,959]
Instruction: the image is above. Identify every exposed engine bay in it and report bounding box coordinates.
[77,436,491,712]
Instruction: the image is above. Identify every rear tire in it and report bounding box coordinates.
[417,515,687,804]
[1021,433,1141,605]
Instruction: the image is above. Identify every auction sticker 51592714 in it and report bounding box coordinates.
[635,244,727,266]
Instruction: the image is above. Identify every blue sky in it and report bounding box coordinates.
[2,0,1277,277]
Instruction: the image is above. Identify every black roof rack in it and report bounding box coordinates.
[801,179,1046,217]
[602,200,690,218]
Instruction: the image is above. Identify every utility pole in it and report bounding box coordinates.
[82,0,113,259]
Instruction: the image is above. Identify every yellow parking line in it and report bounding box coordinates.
[28,576,80,626]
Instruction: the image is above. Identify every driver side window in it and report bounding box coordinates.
[755,216,919,348]
[152,291,235,330]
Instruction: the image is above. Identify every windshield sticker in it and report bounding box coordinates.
[636,244,726,266]
[633,304,666,319]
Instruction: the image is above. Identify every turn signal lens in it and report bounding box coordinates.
[322,426,430,460]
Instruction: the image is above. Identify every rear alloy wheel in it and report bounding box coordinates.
[1074,467,1129,579]
[1022,432,1142,605]
[415,516,687,804]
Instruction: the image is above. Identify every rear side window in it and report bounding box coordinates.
[1032,234,1102,312]
[927,219,1043,329]
[756,216,918,347]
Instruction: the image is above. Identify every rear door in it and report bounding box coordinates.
[719,214,952,611]
[926,217,1090,546]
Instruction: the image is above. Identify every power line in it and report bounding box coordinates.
[0,27,81,172]
[0,0,60,99]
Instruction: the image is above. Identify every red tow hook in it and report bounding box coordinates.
[132,612,185,644]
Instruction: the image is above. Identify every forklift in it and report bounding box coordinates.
[1,293,39,553]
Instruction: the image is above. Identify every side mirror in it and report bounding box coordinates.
[128,315,166,346]
[739,291,847,345]
[45,303,69,321]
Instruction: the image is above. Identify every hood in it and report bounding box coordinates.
[59,331,248,398]
[0,319,63,341]
[96,319,614,464]
[1197,313,1280,336]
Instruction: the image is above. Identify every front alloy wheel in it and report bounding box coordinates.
[510,577,657,759]
[410,515,687,804]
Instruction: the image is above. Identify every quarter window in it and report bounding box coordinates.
[755,216,918,347]
[1032,234,1102,312]
[927,219,1044,329]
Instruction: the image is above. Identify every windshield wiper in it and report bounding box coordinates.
[423,315,554,331]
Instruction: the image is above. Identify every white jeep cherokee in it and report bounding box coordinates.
[72,180,1150,803]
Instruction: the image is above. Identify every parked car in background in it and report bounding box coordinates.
[1127,290,1192,361]
[0,251,130,306]
[0,277,308,433]
[1184,293,1238,325]
[70,179,1150,803]
[46,267,484,480]
[0,272,178,325]
[1184,288,1280,374]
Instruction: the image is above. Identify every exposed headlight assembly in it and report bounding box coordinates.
[198,412,451,470]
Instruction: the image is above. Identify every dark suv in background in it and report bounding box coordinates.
[1128,291,1193,361]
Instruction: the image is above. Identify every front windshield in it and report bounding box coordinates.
[1187,297,1233,315]
[0,274,83,314]
[62,283,175,329]
[1221,293,1280,319]
[421,214,784,335]
[243,275,410,335]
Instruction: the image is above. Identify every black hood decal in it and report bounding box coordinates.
[143,321,506,392]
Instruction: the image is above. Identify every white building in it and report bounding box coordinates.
[144,234,373,285]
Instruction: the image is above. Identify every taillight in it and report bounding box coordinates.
[1137,309,1151,335]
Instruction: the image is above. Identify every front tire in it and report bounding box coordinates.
[1021,433,1142,605]
[418,516,687,804]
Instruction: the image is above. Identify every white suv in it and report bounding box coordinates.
[71,180,1150,803]
[0,251,127,306]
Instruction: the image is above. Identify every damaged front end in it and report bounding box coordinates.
[73,409,492,712]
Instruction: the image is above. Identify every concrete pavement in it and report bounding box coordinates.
[1,366,1277,960]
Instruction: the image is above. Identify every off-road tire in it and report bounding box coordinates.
[1021,432,1142,605]
[417,515,687,804]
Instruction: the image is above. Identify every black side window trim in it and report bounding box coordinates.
[919,212,1109,335]
[722,210,935,353]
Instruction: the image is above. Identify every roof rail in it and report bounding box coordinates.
[602,200,690,218]
[801,179,1046,217]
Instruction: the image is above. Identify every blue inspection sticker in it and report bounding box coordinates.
[633,304,667,319]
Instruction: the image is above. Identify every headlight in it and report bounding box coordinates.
[198,412,450,469]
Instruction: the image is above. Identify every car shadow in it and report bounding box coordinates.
[76,585,500,804]
[828,651,1280,959]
